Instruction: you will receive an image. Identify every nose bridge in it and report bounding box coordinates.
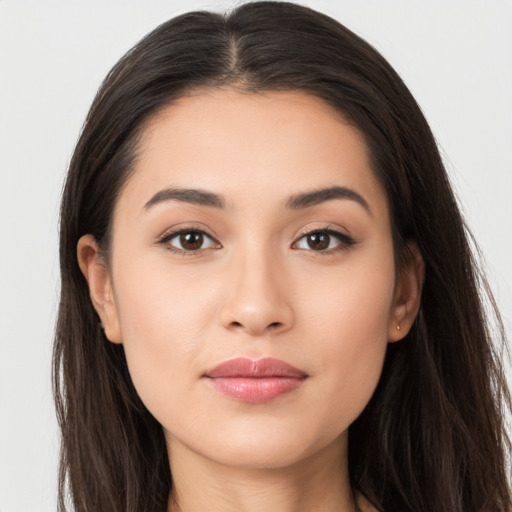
[220,238,293,335]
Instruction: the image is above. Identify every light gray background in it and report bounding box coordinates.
[1,1,511,510]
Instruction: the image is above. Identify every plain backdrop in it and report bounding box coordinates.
[1,1,511,510]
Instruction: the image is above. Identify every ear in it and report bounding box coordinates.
[77,234,123,344]
[388,242,425,342]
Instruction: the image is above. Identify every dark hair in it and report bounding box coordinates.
[54,2,511,511]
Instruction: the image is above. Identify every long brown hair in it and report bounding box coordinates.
[53,2,511,510]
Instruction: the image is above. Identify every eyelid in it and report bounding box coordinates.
[291,225,357,253]
[157,225,222,254]
[156,221,220,244]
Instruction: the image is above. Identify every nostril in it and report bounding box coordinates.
[228,320,282,331]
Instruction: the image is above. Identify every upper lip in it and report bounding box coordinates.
[205,357,308,379]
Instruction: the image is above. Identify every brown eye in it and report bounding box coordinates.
[305,232,330,251]
[160,229,218,253]
[293,229,356,253]
[180,231,204,251]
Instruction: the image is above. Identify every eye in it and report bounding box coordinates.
[293,228,356,252]
[159,229,219,253]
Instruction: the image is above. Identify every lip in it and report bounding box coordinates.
[204,357,308,404]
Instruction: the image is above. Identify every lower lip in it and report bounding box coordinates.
[207,377,305,403]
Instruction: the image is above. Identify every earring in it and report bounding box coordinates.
[396,323,401,331]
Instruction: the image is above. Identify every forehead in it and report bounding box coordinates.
[118,88,388,217]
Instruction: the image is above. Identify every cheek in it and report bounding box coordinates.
[298,252,395,427]
[110,257,217,421]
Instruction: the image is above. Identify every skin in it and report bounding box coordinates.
[78,89,424,512]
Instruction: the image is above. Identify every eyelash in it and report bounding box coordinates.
[157,226,357,256]
[292,227,357,255]
[158,228,220,255]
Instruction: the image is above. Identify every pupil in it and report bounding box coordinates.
[180,232,203,250]
[308,232,329,250]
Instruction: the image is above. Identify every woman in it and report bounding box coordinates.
[53,2,511,511]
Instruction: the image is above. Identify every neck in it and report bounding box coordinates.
[166,434,364,512]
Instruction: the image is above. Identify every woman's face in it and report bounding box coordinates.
[80,89,421,470]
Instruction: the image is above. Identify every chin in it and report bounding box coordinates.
[167,416,348,471]
[214,439,311,469]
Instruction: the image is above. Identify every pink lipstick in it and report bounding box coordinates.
[204,357,308,403]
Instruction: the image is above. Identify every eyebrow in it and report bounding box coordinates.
[144,188,225,210]
[143,185,371,215]
[286,186,371,215]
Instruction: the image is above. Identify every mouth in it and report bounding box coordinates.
[204,357,308,404]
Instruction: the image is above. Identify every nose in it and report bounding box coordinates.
[219,247,294,337]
